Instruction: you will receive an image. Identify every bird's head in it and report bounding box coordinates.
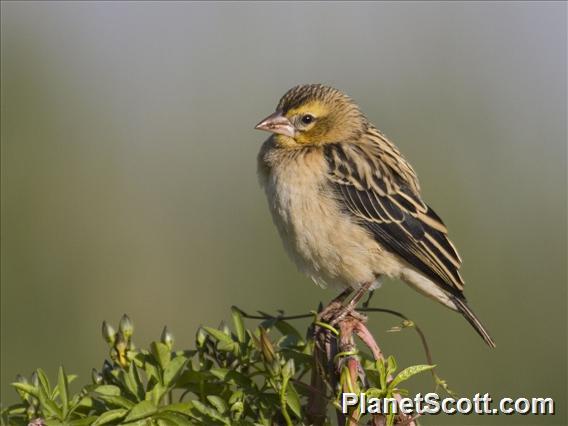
[255,84,366,147]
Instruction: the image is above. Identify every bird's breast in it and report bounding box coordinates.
[257,143,393,288]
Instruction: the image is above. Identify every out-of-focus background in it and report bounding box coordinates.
[1,2,566,424]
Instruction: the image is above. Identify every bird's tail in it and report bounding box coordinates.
[452,296,496,348]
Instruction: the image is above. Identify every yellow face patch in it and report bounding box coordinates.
[285,100,330,119]
[281,100,333,145]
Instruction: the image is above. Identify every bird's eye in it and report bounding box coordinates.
[301,114,314,125]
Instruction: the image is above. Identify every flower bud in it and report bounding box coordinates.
[91,368,103,385]
[118,314,134,339]
[15,374,28,384]
[196,327,206,348]
[26,406,37,421]
[219,321,230,336]
[31,372,39,387]
[102,321,116,344]
[161,326,174,349]
[259,328,275,364]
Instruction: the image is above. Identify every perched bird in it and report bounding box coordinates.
[255,84,495,348]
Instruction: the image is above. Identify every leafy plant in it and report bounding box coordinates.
[2,308,445,425]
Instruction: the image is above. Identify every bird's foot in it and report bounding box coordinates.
[314,302,367,333]
[329,305,367,326]
[311,282,373,346]
[316,300,343,323]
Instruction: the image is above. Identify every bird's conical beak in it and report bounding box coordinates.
[255,111,296,138]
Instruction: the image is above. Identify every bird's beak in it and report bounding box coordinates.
[255,111,296,138]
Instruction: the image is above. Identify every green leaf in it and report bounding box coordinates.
[206,396,227,414]
[146,383,167,406]
[67,416,98,426]
[161,402,192,415]
[93,385,121,396]
[229,401,244,421]
[33,374,62,420]
[377,358,387,389]
[38,389,63,419]
[386,355,397,378]
[155,411,195,426]
[143,356,161,382]
[208,368,229,380]
[366,387,387,399]
[36,369,52,396]
[228,391,243,406]
[91,408,128,426]
[258,316,278,331]
[93,394,135,410]
[231,306,246,343]
[123,400,157,422]
[4,403,26,416]
[124,364,144,401]
[286,383,302,418]
[11,382,39,398]
[68,395,94,416]
[57,366,69,419]
[42,421,64,426]
[191,401,230,425]
[151,341,172,370]
[282,358,295,380]
[280,349,312,369]
[176,369,205,386]
[163,356,188,387]
[390,364,436,389]
[209,368,252,388]
[274,320,303,342]
[203,327,236,352]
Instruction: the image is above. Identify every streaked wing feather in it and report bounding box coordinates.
[324,139,465,295]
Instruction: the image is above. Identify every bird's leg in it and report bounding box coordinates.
[362,289,375,308]
[316,288,353,322]
[330,281,373,326]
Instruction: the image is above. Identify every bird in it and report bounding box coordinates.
[255,84,495,348]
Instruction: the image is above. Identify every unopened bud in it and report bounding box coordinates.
[161,326,174,349]
[31,372,39,387]
[219,321,230,336]
[259,328,275,363]
[15,374,28,384]
[118,314,134,338]
[26,406,37,420]
[91,368,103,384]
[102,321,116,344]
[196,327,206,348]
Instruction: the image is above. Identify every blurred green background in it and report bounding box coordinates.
[1,1,566,424]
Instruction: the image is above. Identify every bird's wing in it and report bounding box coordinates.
[323,136,465,296]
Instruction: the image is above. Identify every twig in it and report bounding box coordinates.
[234,307,312,321]
[359,308,433,365]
